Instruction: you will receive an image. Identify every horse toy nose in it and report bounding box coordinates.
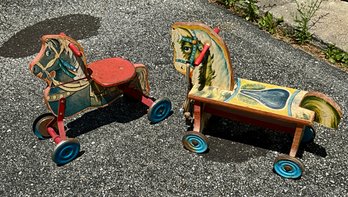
[32,64,41,74]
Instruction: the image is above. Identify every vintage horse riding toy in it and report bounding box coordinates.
[171,22,342,179]
[30,33,172,165]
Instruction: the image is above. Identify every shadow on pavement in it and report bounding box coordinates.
[66,96,148,138]
[201,116,327,163]
[0,14,100,58]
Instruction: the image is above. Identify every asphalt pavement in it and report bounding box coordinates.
[0,0,347,196]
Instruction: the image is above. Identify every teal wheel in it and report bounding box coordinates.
[273,154,304,179]
[301,126,316,144]
[147,98,172,123]
[52,139,80,165]
[182,131,208,153]
[32,113,57,140]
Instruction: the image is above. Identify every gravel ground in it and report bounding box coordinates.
[0,0,347,196]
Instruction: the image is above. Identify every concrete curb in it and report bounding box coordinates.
[257,0,348,52]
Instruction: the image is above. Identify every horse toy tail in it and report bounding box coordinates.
[300,91,342,129]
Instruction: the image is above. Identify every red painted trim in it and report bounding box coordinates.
[47,127,62,144]
[194,44,210,66]
[68,43,82,57]
[141,95,154,107]
[57,98,67,140]
[193,101,202,132]
[213,27,220,34]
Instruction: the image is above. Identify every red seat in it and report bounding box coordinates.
[88,58,136,87]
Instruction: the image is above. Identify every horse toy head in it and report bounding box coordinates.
[171,22,235,91]
[29,34,88,87]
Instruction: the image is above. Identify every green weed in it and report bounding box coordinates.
[293,0,322,44]
[325,45,348,66]
[218,0,240,7]
[258,12,283,34]
[240,0,259,22]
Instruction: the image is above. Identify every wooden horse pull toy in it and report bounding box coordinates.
[30,33,172,165]
[171,22,343,179]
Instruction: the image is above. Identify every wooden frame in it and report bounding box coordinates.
[172,22,343,179]
[30,33,172,165]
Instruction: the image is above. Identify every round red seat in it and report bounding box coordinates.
[88,57,136,87]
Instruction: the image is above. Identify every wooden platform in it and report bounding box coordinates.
[188,78,315,126]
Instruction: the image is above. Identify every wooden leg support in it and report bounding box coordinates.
[121,87,154,107]
[182,100,209,153]
[289,125,304,157]
[47,98,67,144]
[193,101,202,133]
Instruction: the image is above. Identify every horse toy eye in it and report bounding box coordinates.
[45,50,51,56]
[198,44,203,51]
[183,46,191,53]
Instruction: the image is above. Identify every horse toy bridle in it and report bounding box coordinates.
[34,37,89,92]
[174,28,219,117]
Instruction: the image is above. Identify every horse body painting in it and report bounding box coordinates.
[171,22,343,179]
[30,34,148,117]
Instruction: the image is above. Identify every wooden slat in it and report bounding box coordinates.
[189,95,313,126]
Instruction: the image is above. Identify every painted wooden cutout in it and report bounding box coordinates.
[171,22,343,179]
[30,34,172,165]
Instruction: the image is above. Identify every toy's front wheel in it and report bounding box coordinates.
[32,113,57,140]
[182,131,208,153]
[52,139,80,165]
[147,98,172,123]
[273,154,304,179]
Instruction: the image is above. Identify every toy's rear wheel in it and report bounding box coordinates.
[147,98,172,123]
[301,126,316,144]
[182,131,209,153]
[32,113,57,140]
[52,138,80,165]
[273,154,304,179]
